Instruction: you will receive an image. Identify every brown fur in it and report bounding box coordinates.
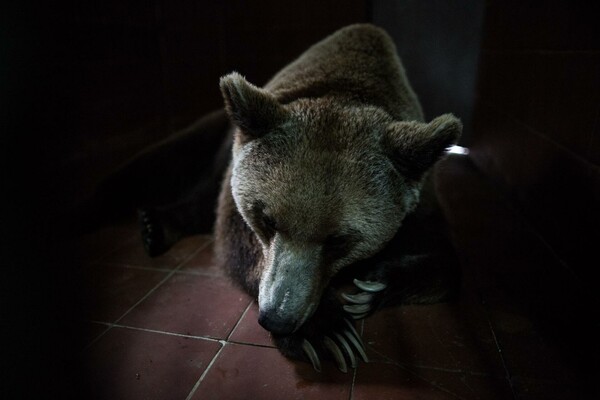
[95,24,463,367]
[216,24,461,345]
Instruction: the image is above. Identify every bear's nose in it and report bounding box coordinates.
[258,309,296,334]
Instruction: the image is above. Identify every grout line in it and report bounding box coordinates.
[226,340,275,349]
[94,261,225,279]
[97,262,177,272]
[83,323,113,351]
[348,319,365,399]
[83,324,112,351]
[185,342,227,400]
[87,320,223,343]
[349,358,358,400]
[367,354,468,400]
[225,301,253,341]
[112,270,177,322]
[112,238,211,324]
[481,293,520,400]
[364,353,492,395]
[365,346,496,377]
[83,239,212,350]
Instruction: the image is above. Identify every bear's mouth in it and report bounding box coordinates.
[257,299,318,335]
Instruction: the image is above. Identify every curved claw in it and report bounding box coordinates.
[343,319,369,363]
[341,292,373,304]
[323,336,347,373]
[353,278,387,293]
[343,303,372,314]
[334,333,356,368]
[351,312,370,320]
[302,339,321,372]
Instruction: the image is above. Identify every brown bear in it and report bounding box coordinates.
[97,24,462,372]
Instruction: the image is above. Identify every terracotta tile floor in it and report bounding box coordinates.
[77,156,595,399]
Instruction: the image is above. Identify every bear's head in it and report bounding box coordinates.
[220,72,461,334]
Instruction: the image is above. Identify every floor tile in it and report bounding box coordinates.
[76,222,138,264]
[228,302,275,347]
[82,322,110,348]
[191,343,352,400]
[84,327,221,400]
[513,376,593,400]
[103,234,210,270]
[81,263,168,322]
[179,240,225,277]
[120,273,252,339]
[363,301,505,377]
[483,287,593,390]
[353,362,512,400]
[74,154,592,399]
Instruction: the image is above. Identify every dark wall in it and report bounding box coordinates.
[372,0,485,143]
[470,1,599,286]
[38,1,368,210]
[3,3,368,398]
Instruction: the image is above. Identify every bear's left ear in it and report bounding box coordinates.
[220,72,288,140]
[385,113,462,180]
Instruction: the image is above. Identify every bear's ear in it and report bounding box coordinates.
[220,72,288,139]
[385,113,462,180]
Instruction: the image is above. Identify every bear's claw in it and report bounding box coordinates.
[343,318,368,363]
[323,336,347,373]
[334,332,356,368]
[352,278,387,292]
[302,339,321,372]
[301,318,368,373]
[341,292,373,304]
[341,279,387,320]
[343,303,372,314]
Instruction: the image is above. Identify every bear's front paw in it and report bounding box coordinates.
[272,294,369,373]
[138,208,168,257]
[341,278,387,320]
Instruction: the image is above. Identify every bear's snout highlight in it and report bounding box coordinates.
[258,307,297,335]
[257,235,322,333]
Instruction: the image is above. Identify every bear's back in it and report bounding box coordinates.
[265,24,424,122]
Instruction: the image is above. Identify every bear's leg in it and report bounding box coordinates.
[85,109,231,234]
[339,242,461,320]
[138,187,219,257]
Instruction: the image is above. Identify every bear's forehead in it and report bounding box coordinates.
[286,99,391,139]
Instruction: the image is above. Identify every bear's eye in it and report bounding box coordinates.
[251,201,277,239]
[262,214,277,233]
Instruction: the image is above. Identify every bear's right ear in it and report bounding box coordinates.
[385,114,462,180]
[220,72,288,139]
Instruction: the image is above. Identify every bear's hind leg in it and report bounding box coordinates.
[138,189,217,257]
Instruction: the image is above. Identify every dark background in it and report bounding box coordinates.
[2,0,598,398]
